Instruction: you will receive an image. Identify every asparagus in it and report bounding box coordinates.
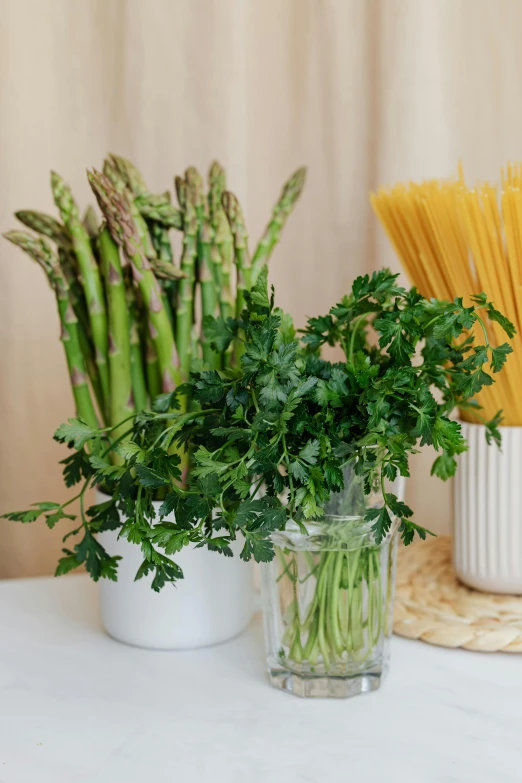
[32,231,104,416]
[222,191,251,318]
[206,163,224,302]
[208,161,224,227]
[82,206,99,239]
[125,278,148,413]
[102,159,156,260]
[98,226,135,437]
[148,223,179,349]
[6,156,308,450]
[145,336,161,402]
[186,167,220,368]
[176,186,198,378]
[175,176,187,210]
[209,162,234,322]
[15,211,72,252]
[250,167,307,284]
[137,191,172,208]
[15,210,90,338]
[136,199,183,230]
[149,255,184,282]
[56,244,104,413]
[51,172,110,419]
[149,222,174,266]
[88,170,183,397]
[4,231,98,429]
[108,153,148,197]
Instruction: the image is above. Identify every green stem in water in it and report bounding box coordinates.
[328,552,345,656]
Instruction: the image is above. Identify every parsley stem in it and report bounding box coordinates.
[80,489,87,528]
[347,314,368,364]
[473,313,490,349]
[281,434,295,515]
[94,413,139,440]
[250,476,264,498]
[380,472,388,504]
[150,409,220,452]
[101,428,135,459]
[59,473,92,513]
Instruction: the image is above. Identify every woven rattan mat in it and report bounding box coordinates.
[393,535,522,652]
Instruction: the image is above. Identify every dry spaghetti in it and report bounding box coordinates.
[371,166,522,424]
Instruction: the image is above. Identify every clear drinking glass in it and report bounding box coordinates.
[260,467,400,698]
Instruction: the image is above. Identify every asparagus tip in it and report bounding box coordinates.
[221,190,243,220]
[284,166,307,197]
[3,229,34,245]
[209,160,224,180]
[50,170,63,189]
[185,167,204,205]
[175,176,187,209]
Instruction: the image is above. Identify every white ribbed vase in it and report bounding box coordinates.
[96,491,254,649]
[454,422,522,594]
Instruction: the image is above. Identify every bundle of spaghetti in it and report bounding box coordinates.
[371,166,522,425]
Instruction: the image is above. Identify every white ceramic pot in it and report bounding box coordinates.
[96,491,254,649]
[454,421,522,594]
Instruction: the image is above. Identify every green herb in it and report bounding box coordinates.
[3,267,513,589]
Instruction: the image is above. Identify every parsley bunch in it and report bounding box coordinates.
[4,267,514,590]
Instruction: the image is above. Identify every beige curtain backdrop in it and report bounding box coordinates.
[1,0,522,578]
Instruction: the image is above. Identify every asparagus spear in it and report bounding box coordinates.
[125,276,148,412]
[56,246,105,414]
[51,172,110,419]
[82,205,99,239]
[137,191,172,208]
[22,212,90,355]
[98,226,135,437]
[176,187,197,378]
[88,170,183,397]
[222,191,251,318]
[250,167,307,284]
[149,222,174,265]
[145,335,161,402]
[4,231,98,429]
[15,211,90,344]
[148,222,179,345]
[136,199,183,230]
[15,211,72,252]
[208,161,225,228]
[175,176,187,210]
[102,159,156,260]
[208,162,233,320]
[15,209,94,345]
[104,159,182,307]
[186,167,220,368]
[108,153,148,197]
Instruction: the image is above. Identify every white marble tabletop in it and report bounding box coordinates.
[0,575,521,783]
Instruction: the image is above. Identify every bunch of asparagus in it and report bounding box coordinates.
[4,156,306,435]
